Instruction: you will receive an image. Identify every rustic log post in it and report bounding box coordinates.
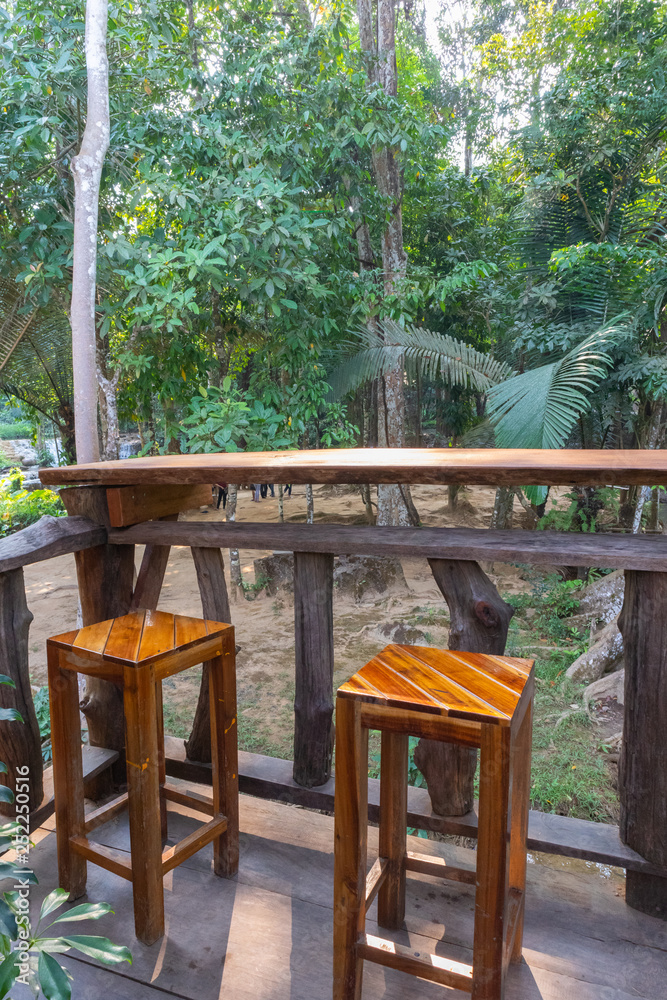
[0,569,43,814]
[618,570,667,918]
[59,487,134,788]
[185,547,232,763]
[293,552,334,787]
[413,559,514,815]
[129,513,177,611]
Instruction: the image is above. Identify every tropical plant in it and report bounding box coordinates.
[0,469,65,538]
[0,674,132,998]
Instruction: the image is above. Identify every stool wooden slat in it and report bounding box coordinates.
[333,644,535,1000]
[47,610,238,946]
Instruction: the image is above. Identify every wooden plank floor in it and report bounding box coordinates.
[17,786,666,1000]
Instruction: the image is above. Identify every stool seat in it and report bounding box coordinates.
[334,645,535,1000]
[50,609,230,670]
[338,644,532,724]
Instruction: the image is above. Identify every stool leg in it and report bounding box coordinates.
[155,680,168,842]
[472,723,511,1000]
[333,696,368,1000]
[47,647,86,899]
[377,730,408,930]
[509,692,533,963]
[124,664,164,945]
[210,644,239,877]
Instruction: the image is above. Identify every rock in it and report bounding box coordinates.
[373,622,427,645]
[578,570,625,627]
[252,551,294,596]
[565,619,623,684]
[584,670,625,712]
[333,554,407,602]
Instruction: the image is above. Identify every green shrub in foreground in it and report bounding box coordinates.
[0,469,64,538]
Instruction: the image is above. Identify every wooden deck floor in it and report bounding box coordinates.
[18,785,666,1000]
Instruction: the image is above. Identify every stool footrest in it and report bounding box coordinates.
[404,851,476,886]
[70,836,133,881]
[161,814,227,875]
[84,793,129,835]
[365,857,389,913]
[358,933,473,992]
[162,783,214,817]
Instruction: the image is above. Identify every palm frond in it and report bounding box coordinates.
[487,321,625,449]
[327,320,511,399]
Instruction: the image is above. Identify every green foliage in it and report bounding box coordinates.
[0,423,31,440]
[0,682,131,998]
[32,687,52,765]
[538,487,620,533]
[0,470,64,538]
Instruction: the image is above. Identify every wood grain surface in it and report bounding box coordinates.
[338,645,533,726]
[39,446,667,487]
[108,519,667,571]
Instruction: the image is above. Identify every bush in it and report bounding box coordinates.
[0,469,65,537]
[0,421,32,440]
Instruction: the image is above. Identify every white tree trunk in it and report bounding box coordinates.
[226,484,243,599]
[305,484,314,524]
[70,0,109,463]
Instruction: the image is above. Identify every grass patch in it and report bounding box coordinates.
[0,421,31,440]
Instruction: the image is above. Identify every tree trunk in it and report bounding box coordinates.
[185,548,232,763]
[357,0,416,528]
[0,569,43,814]
[618,570,667,917]
[70,0,110,463]
[413,559,515,815]
[305,484,314,524]
[226,484,243,599]
[96,368,120,461]
[491,486,514,529]
[278,484,284,523]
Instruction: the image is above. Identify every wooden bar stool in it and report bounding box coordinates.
[47,609,238,945]
[333,644,534,1000]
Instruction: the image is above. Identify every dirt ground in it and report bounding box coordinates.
[24,484,535,756]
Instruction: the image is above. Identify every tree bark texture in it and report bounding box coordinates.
[60,487,134,788]
[357,0,413,528]
[226,484,243,599]
[293,552,334,787]
[70,0,110,463]
[618,570,667,917]
[185,547,232,763]
[0,569,43,814]
[413,559,515,815]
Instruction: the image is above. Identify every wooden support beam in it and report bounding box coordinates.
[106,484,212,527]
[404,851,476,885]
[70,835,133,881]
[0,568,43,813]
[293,551,335,787]
[161,815,227,875]
[413,559,514,817]
[364,857,389,913]
[59,487,134,791]
[129,513,178,612]
[185,547,232,764]
[0,514,106,574]
[619,570,667,919]
[108,519,667,572]
[163,739,667,882]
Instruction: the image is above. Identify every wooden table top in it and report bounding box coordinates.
[40,447,667,487]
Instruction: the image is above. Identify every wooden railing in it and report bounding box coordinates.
[1,474,666,921]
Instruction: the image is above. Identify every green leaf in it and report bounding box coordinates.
[265,279,274,299]
[0,710,22,724]
[0,678,15,690]
[488,323,622,449]
[0,900,16,940]
[0,790,13,807]
[62,936,132,965]
[38,952,72,1000]
[0,765,6,776]
[0,951,18,1000]
[39,889,68,924]
[49,902,113,925]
